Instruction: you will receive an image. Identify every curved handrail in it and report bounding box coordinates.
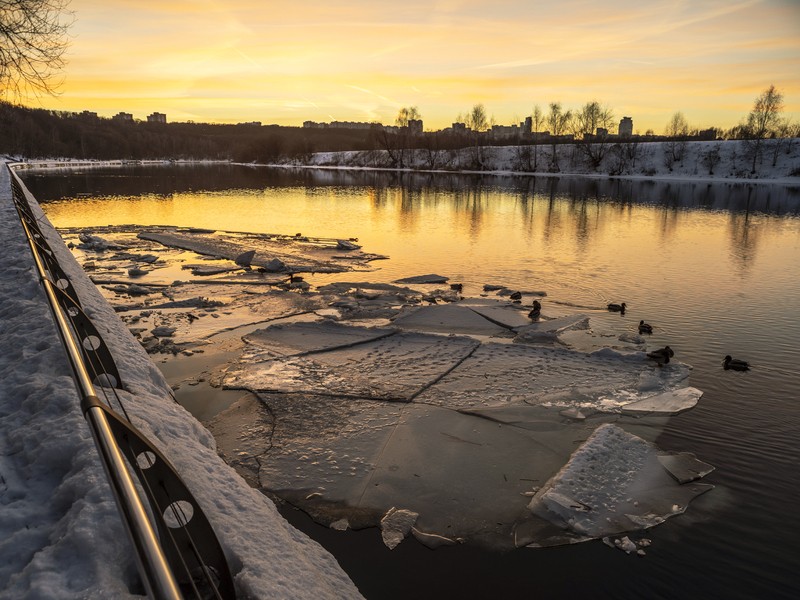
[7,165,236,600]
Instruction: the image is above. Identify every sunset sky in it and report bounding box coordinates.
[26,0,800,132]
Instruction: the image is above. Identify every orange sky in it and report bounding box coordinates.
[20,0,800,132]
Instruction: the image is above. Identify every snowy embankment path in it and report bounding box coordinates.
[0,161,362,599]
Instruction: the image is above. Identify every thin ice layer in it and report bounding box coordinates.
[527,423,713,539]
[225,331,479,401]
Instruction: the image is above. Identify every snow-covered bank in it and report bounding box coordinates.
[296,138,800,184]
[0,163,363,598]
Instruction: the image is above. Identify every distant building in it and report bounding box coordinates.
[697,128,717,141]
[596,127,608,137]
[237,121,262,127]
[490,124,520,138]
[112,112,133,122]
[147,112,167,124]
[408,119,423,134]
[522,116,532,135]
[79,110,98,119]
[619,117,633,137]
[450,122,468,132]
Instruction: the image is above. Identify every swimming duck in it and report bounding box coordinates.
[450,283,463,293]
[608,302,627,314]
[528,300,542,320]
[723,355,750,371]
[647,345,674,365]
[510,291,522,301]
[638,320,653,334]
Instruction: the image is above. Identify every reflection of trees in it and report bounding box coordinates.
[728,188,760,273]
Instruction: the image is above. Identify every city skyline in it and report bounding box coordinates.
[19,0,800,133]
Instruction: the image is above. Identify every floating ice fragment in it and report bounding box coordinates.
[411,527,459,549]
[528,423,713,539]
[380,507,419,549]
[621,387,703,416]
[329,518,350,531]
[658,453,715,483]
[393,274,449,284]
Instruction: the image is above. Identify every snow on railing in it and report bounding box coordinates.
[7,165,236,600]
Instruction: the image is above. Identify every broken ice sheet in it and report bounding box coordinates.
[522,423,713,545]
[139,227,377,274]
[225,331,479,401]
[242,321,398,360]
[216,319,710,550]
[392,303,512,337]
[414,343,664,412]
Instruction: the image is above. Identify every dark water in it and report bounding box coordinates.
[22,165,800,599]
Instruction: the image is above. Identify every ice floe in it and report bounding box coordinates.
[524,424,713,543]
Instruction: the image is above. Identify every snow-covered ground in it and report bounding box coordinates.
[296,138,800,184]
[0,161,363,599]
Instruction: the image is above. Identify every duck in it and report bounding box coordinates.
[509,291,522,301]
[647,345,674,365]
[723,355,750,371]
[607,302,627,314]
[528,300,542,320]
[450,283,463,293]
[638,320,653,334]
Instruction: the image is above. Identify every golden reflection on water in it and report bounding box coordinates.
[41,183,799,316]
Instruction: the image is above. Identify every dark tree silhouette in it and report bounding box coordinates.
[1,0,73,98]
[744,85,783,174]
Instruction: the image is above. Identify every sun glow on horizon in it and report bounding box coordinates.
[18,0,800,132]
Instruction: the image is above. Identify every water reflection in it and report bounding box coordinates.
[20,164,800,216]
[19,165,800,290]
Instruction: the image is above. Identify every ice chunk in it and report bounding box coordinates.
[244,321,397,358]
[658,453,715,484]
[621,387,703,415]
[392,304,510,336]
[393,274,449,284]
[226,331,479,401]
[458,299,532,329]
[528,423,713,539]
[415,343,643,411]
[411,527,459,549]
[380,507,419,549]
[514,314,590,344]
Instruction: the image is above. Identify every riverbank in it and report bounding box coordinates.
[281,138,800,185]
[0,162,363,599]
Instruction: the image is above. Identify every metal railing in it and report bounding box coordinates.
[7,165,236,600]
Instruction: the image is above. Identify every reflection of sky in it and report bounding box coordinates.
[38,176,800,316]
[34,1,800,131]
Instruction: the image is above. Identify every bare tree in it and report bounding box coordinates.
[701,144,722,175]
[744,85,784,174]
[461,103,488,169]
[546,102,572,172]
[571,100,614,170]
[531,104,544,170]
[466,103,488,132]
[1,0,73,98]
[395,105,420,127]
[664,111,689,170]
